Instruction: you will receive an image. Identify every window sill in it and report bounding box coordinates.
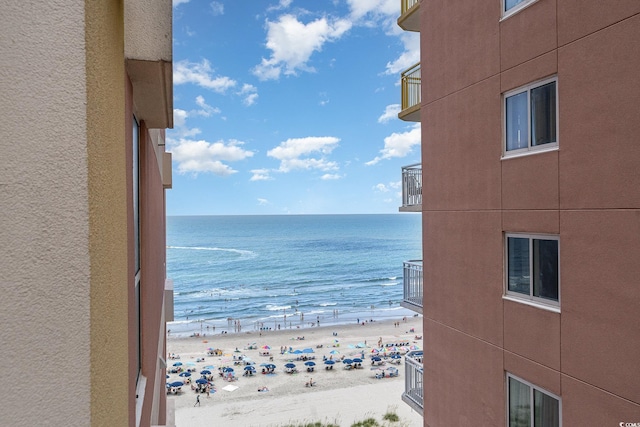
[501,145,558,161]
[503,295,560,314]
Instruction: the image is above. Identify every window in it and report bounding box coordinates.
[503,0,538,17]
[506,234,559,305]
[508,374,560,427]
[504,78,557,156]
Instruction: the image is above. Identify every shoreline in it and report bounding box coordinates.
[167,306,421,338]
[167,316,424,427]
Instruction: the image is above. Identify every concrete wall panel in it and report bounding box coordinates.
[502,209,559,234]
[558,15,640,209]
[561,374,640,425]
[501,151,560,210]
[560,210,640,403]
[423,77,502,211]
[558,0,640,46]
[504,300,561,370]
[500,50,557,93]
[424,319,505,426]
[423,0,500,103]
[424,211,504,346]
[500,0,558,71]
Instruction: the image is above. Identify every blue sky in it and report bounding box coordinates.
[167,0,420,215]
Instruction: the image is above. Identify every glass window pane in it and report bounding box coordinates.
[506,91,528,151]
[509,377,532,427]
[531,82,556,147]
[133,118,140,274]
[508,237,530,295]
[505,0,525,12]
[534,389,560,427]
[533,239,558,301]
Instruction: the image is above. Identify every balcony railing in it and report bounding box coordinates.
[398,0,420,32]
[400,163,422,212]
[402,350,424,415]
[399,62,421,122]
[401,260,423,314]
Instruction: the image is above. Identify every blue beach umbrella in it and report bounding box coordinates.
[265,364,276,369]
[324,360,335,365]
[200,370,211,375]
[195,378,208,385]
[372,356,382,362]
[342,359,353,365]
[304,361,316,366]
[179,372,191,377]
[172,362,183,366]
[353,358,363,363]
[284,363,296,369]
[244,365,256,371]
[391,354,401,359]
[222,367,234,373]
[169,381,184,387]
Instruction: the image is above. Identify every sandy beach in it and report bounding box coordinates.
[167,316,423,426]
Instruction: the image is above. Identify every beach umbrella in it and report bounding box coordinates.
[244,365,256,371]
[200,370,211,375]
[169,381,184,387]
[179,372,191,377]
[172,362,183,366]
[261,345,270,349]
[391,354,401,359]
[329,350,339,355]
[222,367,234,373]
[372,356,382,362]
[353,358,363,363]
[265,364,276,369]
[342,359,353,365]
[284,363,296,369]
[195,378,208,385]
[304,361,316,366]
[166,374,170,378]
[324,360,335,365]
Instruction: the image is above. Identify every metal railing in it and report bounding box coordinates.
[401,0,420,15]
[401,163,422,208]
[402,350,424,414]
[401,62,421,112]
[402,260,423,313]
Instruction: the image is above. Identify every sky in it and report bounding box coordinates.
[167,0,420,215]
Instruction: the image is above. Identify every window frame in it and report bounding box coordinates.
[506,373,562,427]
[501,0,539,20]
[502,76,558,159]
[504,233,560,309]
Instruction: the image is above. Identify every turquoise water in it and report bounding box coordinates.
[166,214,422,335]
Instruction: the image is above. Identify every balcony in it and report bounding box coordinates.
[402,350,424,415]
[398,0,420,32]
[401,260,423,314]
[400,163,422,212]
[399,62,421,122]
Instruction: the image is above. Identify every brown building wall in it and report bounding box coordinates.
[420,1,640,425]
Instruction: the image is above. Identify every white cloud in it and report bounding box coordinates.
[253,14,352,80]
[321,173,341,180]
[374,183,390,192]
[171,139,254,176]
[267,0,293,12]
[210,1,224,16]
[174,59,236,93]
[173,0,190,7]
[238,84,259,106]
[194,95,221,117]
[250,169,273,181]
[378,104,401,123]
[267,136,340,172]
[366,123,421,165]
[257,198,271,205]
[347,0,397,21]
[385,32,420,75]
[172,108,202,138]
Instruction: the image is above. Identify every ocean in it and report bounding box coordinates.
[166,214,422,336]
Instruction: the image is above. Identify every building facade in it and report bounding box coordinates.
[398,0,640,425]
[0,1,173,426]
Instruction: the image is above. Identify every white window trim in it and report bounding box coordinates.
[502,76,558,159]
[504,233,560,309]
[501,0,539,20]
[506,373,562,427]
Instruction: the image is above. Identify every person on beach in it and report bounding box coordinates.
[194,394,200,407]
